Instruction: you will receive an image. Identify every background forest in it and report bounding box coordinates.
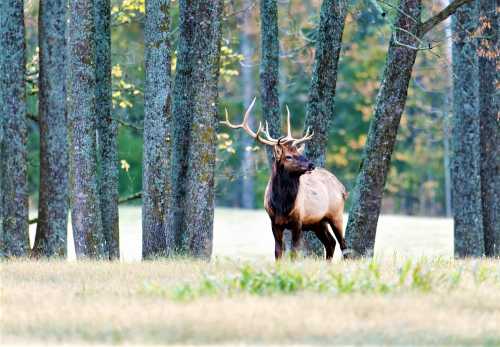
[23,0,454,216]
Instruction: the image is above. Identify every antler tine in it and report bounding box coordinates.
[285,105,292,138]
[220,97,277,146]
[292,127,314,147]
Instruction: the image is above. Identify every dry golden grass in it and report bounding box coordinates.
[1,258,500,346]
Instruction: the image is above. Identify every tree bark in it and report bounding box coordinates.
[32,0,69,258]
[302,0,348,256]
[345,0,421,257]
[451,1,484,257]
[68,0,106,258]
[260,0,281,164]
[95,0,119,259]
[168,0,223,258]
[142,0,172,258]
[478,0,499,256]
[0,0,30,257]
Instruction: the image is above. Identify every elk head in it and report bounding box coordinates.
[221,97,315,175]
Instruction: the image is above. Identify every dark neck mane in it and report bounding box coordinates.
[269,163,301,218]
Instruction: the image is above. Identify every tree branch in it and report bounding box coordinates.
[118,192,142,203]
[420,0,473,36]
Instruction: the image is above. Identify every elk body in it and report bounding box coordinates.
[222,98,348,260]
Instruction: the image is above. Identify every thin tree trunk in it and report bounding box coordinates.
[68,0,106,258]
[240,1,255,209]
[260,0,281,164]
[345,0,421,257]
[169,0,223,258]
[0,0,30,257]
[478,0,499,256]
[32,0,69,258]
[451,1,484,257]
[142,0,172,258]
[302,0,348,256]
[95,0,119,259]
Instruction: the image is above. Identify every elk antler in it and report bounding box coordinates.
[221,97,314,147]
[221,97,278,146]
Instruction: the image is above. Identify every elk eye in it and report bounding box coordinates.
[285,155,293,160]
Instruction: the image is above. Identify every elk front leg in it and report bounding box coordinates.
[290,222,303,260]
[271,222,285,261]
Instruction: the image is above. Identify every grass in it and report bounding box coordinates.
[5,208,497,345]
[1,258,500,346]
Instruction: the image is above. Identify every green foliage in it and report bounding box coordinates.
[169,258,500,301]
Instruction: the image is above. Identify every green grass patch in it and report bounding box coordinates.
[166,258,500,301]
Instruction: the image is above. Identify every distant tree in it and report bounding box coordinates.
[302,0,348,256]
[451,1,484,257]
[142,0,172,258]
[95,0,119,259]
[345,0,472,257]
[68,0,106,258]
[168,0,223,258]
[239,1,256,209]
[478,0,499,256]
[260,0,281,164]
[32,0,69,258]
[0,0,30,257]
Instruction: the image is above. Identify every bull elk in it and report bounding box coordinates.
[221,98,348,260]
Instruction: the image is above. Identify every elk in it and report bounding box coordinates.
[221,98,348,260]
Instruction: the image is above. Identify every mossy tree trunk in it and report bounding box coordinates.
[302,0,348,257]
[259,0,281,164]
[478,0,499,257]
[32,0,69,258]
[68,0,106,259]
[95,0,119,259]
[0,0,30,257]
[451,2,484,257]
[168,0,223,258]
[142,0,172,258]
[345,0,421,257]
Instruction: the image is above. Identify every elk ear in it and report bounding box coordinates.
[273,144,283,160]
[296,144,305,155]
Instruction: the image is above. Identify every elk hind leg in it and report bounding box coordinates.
[312,222,335,260]
[327,217,347,258]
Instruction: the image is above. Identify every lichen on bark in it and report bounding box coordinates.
[168,0,223,259]
[142,0,172,258]
[68,0,106,258]
[451,1,484,257]
[478,0,499,256]
[32,0,69,258]
[259,0,281,165]
[0,0,30,257]
[302,0,348,257]
[95,0,119,259]
[345,0,421,257]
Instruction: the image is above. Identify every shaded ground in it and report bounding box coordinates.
[29,207,453,261]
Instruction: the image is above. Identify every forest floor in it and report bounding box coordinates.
[2,208,499,346]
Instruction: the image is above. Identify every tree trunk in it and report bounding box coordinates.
[142,0,172,258]
[451,2,484,257]
[32,0,69,258]
[302,0,347,256]
[168,0,223,258]
[239,1,255,209]
[95,0,119,259]
[478,0,499,256]
[345,0,421,257]
[0,0,30,257]
[68,0,106,258]
[259,0,281,164]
